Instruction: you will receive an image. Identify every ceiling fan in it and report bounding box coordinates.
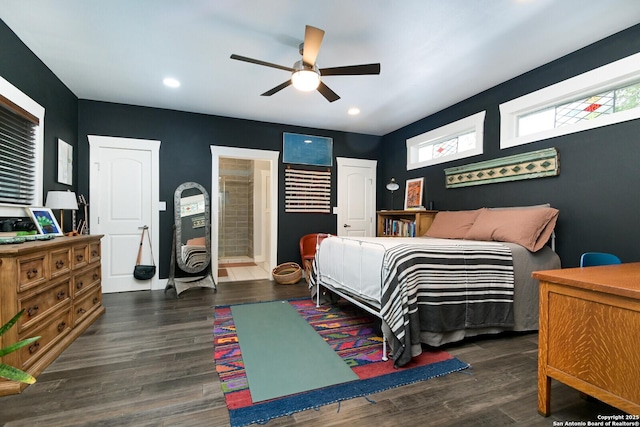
[230,25,381,102]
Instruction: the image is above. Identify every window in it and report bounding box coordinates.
[0,76,44,217]
[406,111,485,170]
[500,52,640,149]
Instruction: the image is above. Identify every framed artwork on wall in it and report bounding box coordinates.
[404,177,424,210]
[282,132,333,166]
[27,207,63,236]
[57,138,73,185]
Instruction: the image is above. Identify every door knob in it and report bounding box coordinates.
[343,224,351,228]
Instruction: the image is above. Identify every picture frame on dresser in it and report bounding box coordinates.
[27,207,63,236]
[404,177,424,210]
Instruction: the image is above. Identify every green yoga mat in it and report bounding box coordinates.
[231,300,358,403]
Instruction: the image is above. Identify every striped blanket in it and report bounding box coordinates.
[381,242,515,366]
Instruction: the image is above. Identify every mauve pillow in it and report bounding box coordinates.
[463,207,559,252]
[424,209,484,239]
[186,236,206,246]
[489,203,551,210]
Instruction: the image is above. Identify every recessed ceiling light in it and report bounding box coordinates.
[348,108,360,115]
[163,77,180,88]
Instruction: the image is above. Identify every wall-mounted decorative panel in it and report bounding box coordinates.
[283,132,333,167]
[285,167,331,213]
[444,147,559,188]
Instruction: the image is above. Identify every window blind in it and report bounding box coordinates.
[0,102,38,205]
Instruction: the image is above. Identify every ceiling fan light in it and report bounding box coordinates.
[291,69,320,91]
[291,61,320,91]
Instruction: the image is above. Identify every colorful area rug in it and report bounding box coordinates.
[213,298,470,427]
[231,300,358,402]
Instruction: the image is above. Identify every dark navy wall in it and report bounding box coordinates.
[77,101,382,277]
[379,24,640,267]
[0,19,78,231]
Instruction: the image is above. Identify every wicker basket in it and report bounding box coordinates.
[272,262,302,285]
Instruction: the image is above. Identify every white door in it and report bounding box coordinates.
[336,157,377,237]
[89,135,160,293]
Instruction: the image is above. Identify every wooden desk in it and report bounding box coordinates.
[533,263,640,416]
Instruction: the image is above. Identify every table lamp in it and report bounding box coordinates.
[386,178,400,210]
[45,191,78,233]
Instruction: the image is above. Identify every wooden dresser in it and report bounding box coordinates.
[0,235,105,396]
[533,263,640,416]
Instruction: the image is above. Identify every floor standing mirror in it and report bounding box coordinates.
[165,182,216,297]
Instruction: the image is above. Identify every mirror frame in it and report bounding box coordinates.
[174,181,211,274]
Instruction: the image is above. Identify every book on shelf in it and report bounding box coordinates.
[383,217,417,237]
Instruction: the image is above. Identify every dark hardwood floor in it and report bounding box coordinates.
[0,280,626,426]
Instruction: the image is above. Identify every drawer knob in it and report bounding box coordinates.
[57,290,66,300]
[29,341,40,354]
[27,305,39,317]
[77,307,87,315]
[77,282,83,290]
[93,296,99,304]
[57,321,66,332]
[76,254,84,262]
[55,260,65,269]
[91,250,98,257]
[93,273,100,280]
[27,268,38,279]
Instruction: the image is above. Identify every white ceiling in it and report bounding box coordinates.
[2,0,640,136]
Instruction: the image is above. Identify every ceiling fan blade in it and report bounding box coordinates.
[261,80,292,97]
[320,63,381,76]
[302,25,325,67]
[230,54,294,72]
[317,81,340,102]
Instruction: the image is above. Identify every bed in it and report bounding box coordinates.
[181,236,207,269]
[309,206,561,367]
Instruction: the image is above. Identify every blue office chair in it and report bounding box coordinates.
[579,252,621,267]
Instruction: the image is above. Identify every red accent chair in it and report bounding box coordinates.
[299,233,330,283]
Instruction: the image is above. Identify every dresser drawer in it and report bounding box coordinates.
[73,285,102,327]
[17,278,71,333]
[73,264,101,297]
[89,241,101,264]
[50,247,71,279]
[18,308,71,370]
[17,252,48,292]
[71,243,89,270]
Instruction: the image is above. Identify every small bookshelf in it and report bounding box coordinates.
[376,210,437,237]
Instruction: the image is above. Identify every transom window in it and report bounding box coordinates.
[406,111,485,170]
[500,52,640,149]
[518,81,640,137]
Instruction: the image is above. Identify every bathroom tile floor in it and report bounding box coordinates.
[218,257,270,282]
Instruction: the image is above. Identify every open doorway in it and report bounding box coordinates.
[210,146,279,284]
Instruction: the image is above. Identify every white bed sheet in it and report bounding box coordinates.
[315,236,511,309]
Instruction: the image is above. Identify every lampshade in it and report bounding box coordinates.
[45,191,78,210]
[291,60,320,92]
[386,178,400,192]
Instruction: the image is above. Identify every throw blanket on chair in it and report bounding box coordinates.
[381,242,515,366]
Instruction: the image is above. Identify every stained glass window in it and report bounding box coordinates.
[418,131,475,162]
[517,81,640,137]
[407,111,485,170]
